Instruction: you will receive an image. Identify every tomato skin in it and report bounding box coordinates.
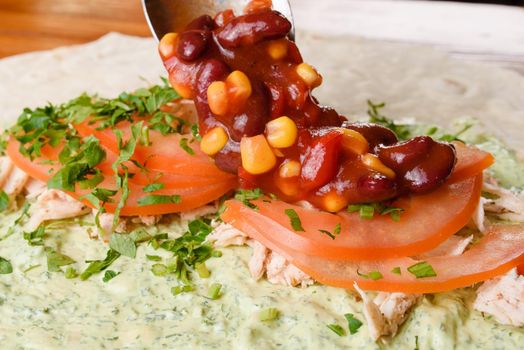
[518,264,524,276]
[299,129,342,192]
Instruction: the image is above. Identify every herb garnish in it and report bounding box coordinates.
[284,209,305,232]
[357,269,384,280]
[137,194,181,206]
[23,226,46,246]
[65,267,78,279]
[45,247,75,272]
[0,256,13,274]
[80,249,121,281]
[234,188,263,210]
[143,183,165,193]
[347,202,404,221]
[391,267,402,275]
[327,323,345,336]
[0,191,9,212]
[179,137,195,155]
[259,308,280,322]
[319,223,342,240]
[109,233,137,258]
[207,283,222,300]
[344,313,363,334]
[407,261,437,278]
[102,270,121,283]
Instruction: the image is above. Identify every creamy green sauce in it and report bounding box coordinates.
[0,130,523,349]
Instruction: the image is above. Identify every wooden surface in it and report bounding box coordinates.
[0,0,150,58]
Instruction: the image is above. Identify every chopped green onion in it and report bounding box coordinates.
[259,308,280,322]
[151,263,168,277]
[171,285,194,295]
[146,255,162,261]
[143,183,165,193]
[179,137,195,155]
[391,267,402,275]
[207,283,222,300]
[64,267,78,279]
[195,262,210,278]
[326,323,345,336]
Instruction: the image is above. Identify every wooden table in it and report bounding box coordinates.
[0,0,150,58]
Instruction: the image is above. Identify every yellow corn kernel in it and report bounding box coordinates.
[323,192,348,213]
[207,81,229,116]
[276,179,299,197]
[240,135,277,175]
[361,153,396,179]
[226,70,252,102]
[272,147,285,158]
[159,33,178,59]
[267,40,288,60]
[296,63,322,88]
[265,116,298,149]
[340,129,369,155]
[200,127,228,156]
[279,160,301,178]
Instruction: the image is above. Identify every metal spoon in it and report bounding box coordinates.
[141,0,295,42]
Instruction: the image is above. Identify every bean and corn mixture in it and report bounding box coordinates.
[158,3,457,212]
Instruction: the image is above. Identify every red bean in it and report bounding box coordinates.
[177,30,210,62]
[185,15,216,31]
[378,136,456,193]
[214,10,235,27]
[357,173,398,202]
[343,122,398,152]
[215,146,242,174]
[216,11,291,48]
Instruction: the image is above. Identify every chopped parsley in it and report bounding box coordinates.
[391,266,402,275]
[0,256,13,274]
[344,313,363,334]
[407,261,437,278]
[284,209,305,232]
[259,308,280,322]
[367,100,412,140]
[23,226,46,246]
[102,270,121,283]
[109,233,137,258]
[137,194,181,206]
[319,223,342,239]
[143,183,165,193]
[357,269,383,280]
[64,267,78,279]
[234,188,263,210]
[179,137,195,155]
[347,202,404,221]
[45,247,75,272]
[80,249,121,281]
[207,283,222,300]
[326,323,345,336]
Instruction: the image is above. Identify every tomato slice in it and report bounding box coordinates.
[234,216,524,293]
[74,119,233,179]
[448,141,494,182]
[7,137,236,215]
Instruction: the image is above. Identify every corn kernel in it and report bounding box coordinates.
[159,33,178,59]
[272,147,285,158]
[279,160,301,178]
[296,63,322,88]
[226,70,252,103]
[267,40,288,60]
[322,192,348,213]
[276,178,299,197]
[340,129,369,155]
[240,135,277,175]
[207,81,229,116]
[200,127,228,156]
[361,153,396,179]
[265,116,298,149]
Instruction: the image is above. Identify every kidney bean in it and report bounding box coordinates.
[185,15,216,31]
[216,11,291,48]
[214,145,242,174]
[357,173,398,202]
[377,136,456,193]
[214,10,235,27]
[343,122,398,152]
[177,30,210,62]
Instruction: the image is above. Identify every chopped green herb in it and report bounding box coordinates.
[102,270,120,283]
[64,267,78,279]
[151,263,168,277]
[179,137,195,155]
[319,223,342,240]
[0,190,9,212]
[347,202,404,221]
[80,249,120,281]
[146,254,162,261]
[23,226,46,246]
[391,267,402,275]
[23,264,41,273]
[137,194,181,206]
[195,262,210,278]
[359,205,375,219]
[334,223,341,235]
[0,256,13,274]
[143,183,165,193]
[319,229,336,239]
[45,247,75,272]
[234,188,263,210]
[327,323,345,336]
[367,100,412,140]
[191,124,202,141]
[81,188,117,208]
[259,308,280,322]
[407,261,437,278]
[357,269,383,280]
[344,313,363,334]
[207,283,222,300]
[284,209,305,231]
[171,284,194,295]
[109,233,137,258]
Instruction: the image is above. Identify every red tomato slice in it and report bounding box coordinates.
[448,141,494,182]
[74,120,233,179]
[7,138,235,215]
[234,217,524,293]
